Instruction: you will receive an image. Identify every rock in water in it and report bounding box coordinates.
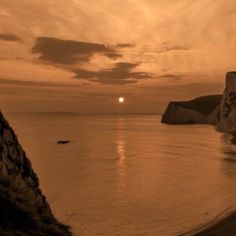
[0,112,72,236]
[161,95,222,124]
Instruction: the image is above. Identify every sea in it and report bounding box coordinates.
[5,112,236,236]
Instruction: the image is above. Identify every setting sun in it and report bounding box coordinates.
[118,97,125,103]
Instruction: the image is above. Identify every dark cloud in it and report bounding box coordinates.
[157,45,190,53]
[104,52,121,59]
[31,37,149,85]
[89,78,137,85]
[140,82,224,103]
[116,43,133,48]
[140,44,190,55]
[158,74,185,80]
[74,62,152,85]
[0,33,22,42]
[32,37,121,65]
[0,78,89,88]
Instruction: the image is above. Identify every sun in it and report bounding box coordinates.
[118,97,125,103]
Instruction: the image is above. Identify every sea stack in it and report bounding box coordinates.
[0,112,72,235]
[218,72,236,133]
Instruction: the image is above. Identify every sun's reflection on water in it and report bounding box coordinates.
[116,118,127,193]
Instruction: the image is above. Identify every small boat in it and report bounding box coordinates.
[57,140,70,144]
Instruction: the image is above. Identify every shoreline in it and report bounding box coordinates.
[178,210,236,236]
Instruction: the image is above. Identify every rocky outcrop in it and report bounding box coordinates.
[217,72,236,133]
[0,112,72,235]
[161,95,222,124]
[162,71,236,133]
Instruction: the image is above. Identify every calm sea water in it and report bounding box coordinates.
[5,113,236,236]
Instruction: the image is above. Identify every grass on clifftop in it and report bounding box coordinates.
[0,175,72,236]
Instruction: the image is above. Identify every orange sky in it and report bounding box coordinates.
[0,0,235,113]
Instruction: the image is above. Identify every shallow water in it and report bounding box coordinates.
[5,113,236,236]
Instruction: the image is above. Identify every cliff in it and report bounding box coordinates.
[0,112,72,236]
[162,72,236,129]
[161,95,222,124]
[217,72,236,133]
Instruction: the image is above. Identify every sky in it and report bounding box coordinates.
[0,0,235,113]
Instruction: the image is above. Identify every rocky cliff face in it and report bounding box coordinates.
[161,95,222,125]
[0,112,72,235]
[217,72,236,133]
[162,72,236,133]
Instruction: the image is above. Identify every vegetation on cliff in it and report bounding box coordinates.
[0,175,71,236]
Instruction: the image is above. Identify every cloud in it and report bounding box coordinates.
[31,37,149,85]
[140,82,224,97]
[74,62,152,85]
[0,33,21,42]
[32,37,121,65]
[157,44,190,53]
[0,78,89,88]
[115,43,134,48]
[158,74,185,80]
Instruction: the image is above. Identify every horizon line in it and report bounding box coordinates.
[4,111,162,115]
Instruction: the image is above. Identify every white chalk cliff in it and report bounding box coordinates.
[162,72,236,134]
[161,95,221,125]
